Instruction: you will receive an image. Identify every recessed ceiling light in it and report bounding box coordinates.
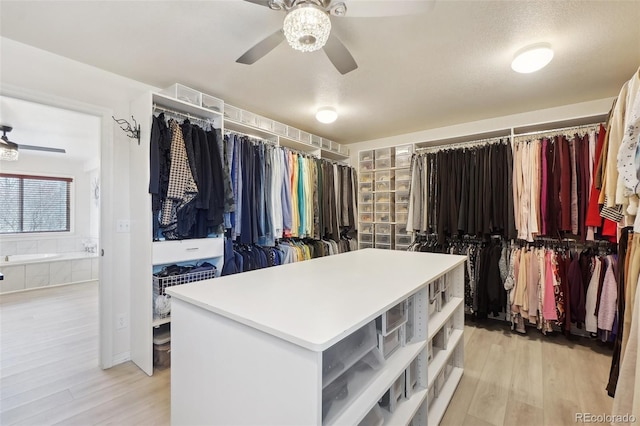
[316,107,338,124]
[511,43,554,74]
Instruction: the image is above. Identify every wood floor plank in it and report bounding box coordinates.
[503,398,544,426]
[509,335,544,408]
[440,374,479,426]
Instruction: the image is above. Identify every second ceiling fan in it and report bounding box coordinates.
[237,0,435,75]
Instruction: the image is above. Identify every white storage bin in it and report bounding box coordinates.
[161,83,201,106]
[360,242,373,249]
[152,238,224,265]
[339,145,350,156]
[286,126,300,140]
[375,181,391,192]
[360,233,373,243]
[375,223,391,234]
[360,213,373,223]
[395,223,409,235]
[257,116,273,131]
[396,235,412,246]
[396,212,408,225]
[360,223,373,234]
[273,121,287,136]
[375,243,391,250]
[395,144,413,157]
[360,160,374,173]
[375,147,392,160]
[380,371,405,413]
[395,168,411,182]
[375,192,392,203]
[376,234,391,245]
[299,131,311,144]
[428,295,438,318]
[396,203,408,214]
[375,203,393,214]
[396,154,411,168]
[375,212,391,223]
[322,138,332,149]
[376,300,407,335]
[224,104,242,122]
[396,191,410,204]
[406,357,419,397]
[359,182,372,193]
[395,180,410,192]
[360,204,373,214]
[359,150,374,162]
[322,321,377,387]
[360,172,373,183]
[375,158,391,170]
[330,140,340,152]
[358,404,384,426]
[311,134,322,147]
[395,244,410,251]
[201,94,224,113]
[375,170,393,182]
[360,192,374,204]
[241,110,258,127]
[377,326,401,359]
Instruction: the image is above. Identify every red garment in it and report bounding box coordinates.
[585,125,607,226]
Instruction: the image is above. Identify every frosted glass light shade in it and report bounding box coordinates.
[0,143,18,161]
[511,43,554,73]
[283,5,331,52]
[316,107,338,124]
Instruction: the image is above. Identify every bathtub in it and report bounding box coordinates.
[0,251,99,293]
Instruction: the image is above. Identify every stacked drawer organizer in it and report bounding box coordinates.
[358,144,414,250]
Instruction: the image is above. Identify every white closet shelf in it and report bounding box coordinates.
[381,387,428,425]
[153,93,222,122]
[427,329,463,389]
[428,367,464,426]
[322,148,350,161]
[428,297,463,341]
[152,316,171,328]
[325,341,426,426]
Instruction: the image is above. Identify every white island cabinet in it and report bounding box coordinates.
[167,249,466,426]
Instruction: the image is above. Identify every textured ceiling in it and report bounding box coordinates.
[0,0,638,144]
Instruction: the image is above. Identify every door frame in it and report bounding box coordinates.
[0,84,115,369]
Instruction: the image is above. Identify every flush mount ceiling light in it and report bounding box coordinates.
[283,3,332,52]
[511,43,554,73]
[316,107,338,123]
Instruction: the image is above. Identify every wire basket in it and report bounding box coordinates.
[153,269,216,296]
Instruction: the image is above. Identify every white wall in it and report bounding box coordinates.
[0,155,94,253]
[348,97,615,163]
[1,37,158,365]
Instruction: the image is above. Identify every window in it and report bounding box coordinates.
[0,173,72,234]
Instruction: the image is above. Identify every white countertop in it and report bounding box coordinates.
[167,249,466,351]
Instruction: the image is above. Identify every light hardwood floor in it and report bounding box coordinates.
[1,283,614,425]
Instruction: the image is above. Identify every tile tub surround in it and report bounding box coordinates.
[0,252,99,294]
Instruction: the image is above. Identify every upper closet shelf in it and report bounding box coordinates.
[158,83,350,161]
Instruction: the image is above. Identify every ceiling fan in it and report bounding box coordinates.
[0,125,66,161]
[237,0,435,75]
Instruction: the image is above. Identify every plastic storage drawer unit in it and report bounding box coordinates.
[377,326,401,359]
[322,321,377,387]
[380,371,406,413]
[153,331,171,370]
[376,299,408,335]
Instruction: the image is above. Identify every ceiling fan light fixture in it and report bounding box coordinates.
[511,43,554,73]
[316,107,338,124]
[283,4,331,52]
[0,139,19,161]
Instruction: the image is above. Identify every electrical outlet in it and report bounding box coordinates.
[116,313,128,330]
[116,220,130,233]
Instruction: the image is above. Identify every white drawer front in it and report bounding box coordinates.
[152,238,224,265]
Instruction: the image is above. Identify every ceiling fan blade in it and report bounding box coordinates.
[243,0,273,7]
[236,30,285,65]
[345,0,436,17]
[18,144,66,154]
[323,34,358,75]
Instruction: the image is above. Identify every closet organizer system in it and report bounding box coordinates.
[130,84,354,376]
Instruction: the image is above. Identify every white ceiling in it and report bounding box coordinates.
[0,0,638,144]
[0,96,100,162]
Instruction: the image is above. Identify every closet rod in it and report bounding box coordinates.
[415,135,510,152]
[153,104,216,124]
[513,122,602,139]
[225,129,277,145]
